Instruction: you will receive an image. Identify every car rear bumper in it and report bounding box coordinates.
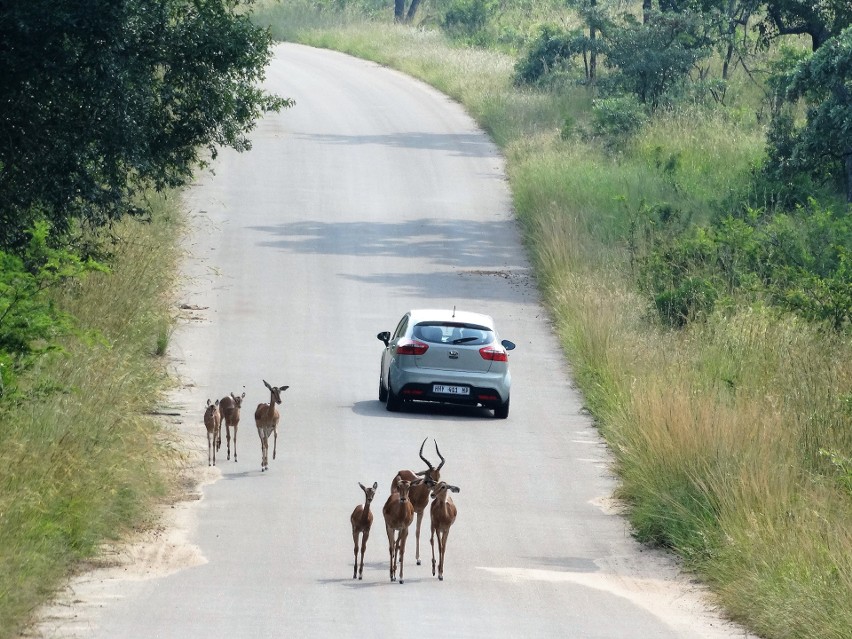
[390,365,510,408]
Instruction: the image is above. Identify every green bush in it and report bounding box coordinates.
[654,276,719,328]
[636,201,852,330]
[441,0,493,43]
[603,11,713,109]
[591,95,647,139]
[513,24,586,85]
[0,221,104,397]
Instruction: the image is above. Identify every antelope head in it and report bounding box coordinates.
[360,481,378,504]
[431,481,460,498]
[263,380,289,403]
[416,437,445,483]
[205,399,219,418]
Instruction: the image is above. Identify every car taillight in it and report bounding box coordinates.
[396,339,429,356]
[479,345,508,361]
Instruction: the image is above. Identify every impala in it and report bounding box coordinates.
[391,437,445,565]
[382,477,429,584]
[350,481,378,580]
[429,481,460,581]
[203,399,221,467]
[254,380,289,472]
[219,391,245,462]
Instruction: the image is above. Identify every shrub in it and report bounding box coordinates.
[513,24,586,85]
[441,0,493,43]
[654,276,719,328]
[591,95,647,139]
[604,11,713,109]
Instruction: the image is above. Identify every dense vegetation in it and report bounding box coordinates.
[0,2,286,636]
[250,0,851,637]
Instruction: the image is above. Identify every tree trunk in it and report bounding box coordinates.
[394,0,405,22]
[722,42,733,80]
[405,0,422,22]
[589,0,597,84]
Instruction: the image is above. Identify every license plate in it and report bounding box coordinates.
[433,384,470,396]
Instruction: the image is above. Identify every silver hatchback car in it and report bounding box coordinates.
[377,309,516,418]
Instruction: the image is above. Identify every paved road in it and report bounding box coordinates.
[37,43,746,638]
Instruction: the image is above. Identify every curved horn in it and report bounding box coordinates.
[418,437,434,470]
[434,439,445,471]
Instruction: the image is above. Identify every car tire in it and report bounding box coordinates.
[386,381,402,412]
[494,397,510,419]
[379,374,388,403]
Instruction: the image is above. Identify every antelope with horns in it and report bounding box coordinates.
[254,380,289,472]
[429,481,460,581]
[391,437,445,565]
[350,481,378,580]
[382,477,429,584]
[203,399,221,467]
[219,391,245,462]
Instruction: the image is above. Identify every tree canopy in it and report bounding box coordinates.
[0,0,290,252]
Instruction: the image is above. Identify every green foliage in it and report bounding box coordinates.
[636,214,721,327]
[513,24,588,85]
[603,11,713,109]
[591,95,648,140]
[441,0,494,44]
[765,27,852,204]
[759,0,852,51]
[0,0,291,252]
[635,200,852,329]
[0,222,105,396]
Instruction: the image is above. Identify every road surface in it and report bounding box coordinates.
[33,43,746,639]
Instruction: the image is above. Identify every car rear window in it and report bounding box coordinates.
[413,322,493,345]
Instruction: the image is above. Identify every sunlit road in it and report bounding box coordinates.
[37,43,745,639]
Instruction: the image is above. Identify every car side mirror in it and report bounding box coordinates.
[377,331,390,346]
[501,339,516,351]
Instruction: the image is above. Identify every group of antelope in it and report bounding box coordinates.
[351,438,460,584]
[203,380,289,471]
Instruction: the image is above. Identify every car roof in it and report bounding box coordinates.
[407,309,495,329]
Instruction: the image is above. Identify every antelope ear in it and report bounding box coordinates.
[372,481,378,489]
[415,470,427,476]
[280,385,290,392]
[450,485,460,493]
[263,380,271,390]
[241,392,246,398]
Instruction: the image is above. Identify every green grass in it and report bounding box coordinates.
[253,4,852,638]
[0,193,185,638]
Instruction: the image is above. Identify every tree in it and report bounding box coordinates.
[775,27,852,204]
[759,0,852,51]
[0,0,291,252]
[395,0,423,22]
[604,11,713,109]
